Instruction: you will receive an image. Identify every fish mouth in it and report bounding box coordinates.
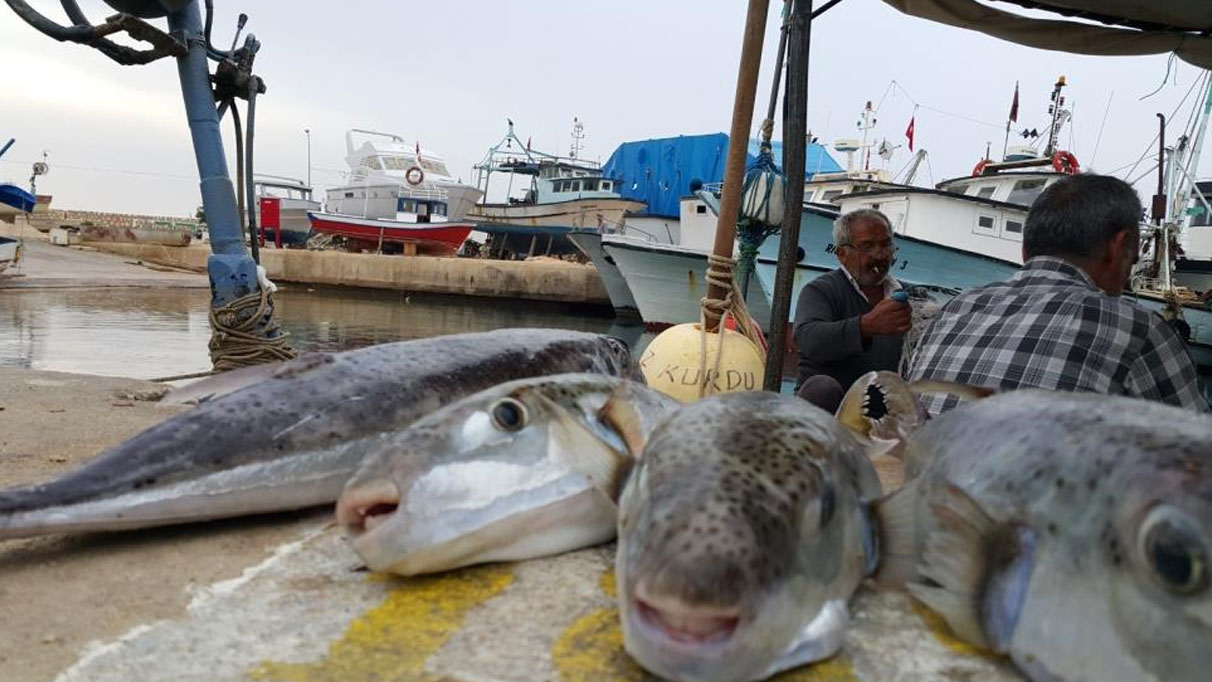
[335,480,401,536]
[630,589,742,648]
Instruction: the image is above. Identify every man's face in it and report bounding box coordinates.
[837,220,896,288]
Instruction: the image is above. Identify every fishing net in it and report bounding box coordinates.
[736,131,785,288]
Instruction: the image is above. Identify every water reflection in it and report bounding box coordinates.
[0,286,646,380]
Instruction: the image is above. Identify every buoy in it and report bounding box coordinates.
[639,323,765,403]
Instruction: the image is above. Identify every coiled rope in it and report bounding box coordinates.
[208,284,297,371]
[697,253,768,398]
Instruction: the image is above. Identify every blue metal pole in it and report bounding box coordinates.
[165,0,259,306]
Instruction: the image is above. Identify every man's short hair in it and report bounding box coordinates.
[833,208,893,247]
[1023,174,1142,260]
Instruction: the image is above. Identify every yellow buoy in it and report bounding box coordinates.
[639,322,764,403]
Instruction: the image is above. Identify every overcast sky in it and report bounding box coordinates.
[1,0,1208,216]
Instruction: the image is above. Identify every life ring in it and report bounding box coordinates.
[1052,150,1080,174]
[405,166,425,186]
[972,159,991,177]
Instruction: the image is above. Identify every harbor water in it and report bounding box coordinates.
[0,286,648,380]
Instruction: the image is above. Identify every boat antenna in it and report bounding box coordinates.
[1044,75,1067,157]
[569,117,585,160]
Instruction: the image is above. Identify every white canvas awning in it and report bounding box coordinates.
[882,0,1212,69]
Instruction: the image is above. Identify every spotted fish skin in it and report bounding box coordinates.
[890,390,1212,682]
[617,392,882,682]
[0,329,638,539]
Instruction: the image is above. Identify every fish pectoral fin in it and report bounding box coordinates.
[870,478,922,587]
[907,380,996,402]
[597,383,648,458]
[761,599,850,677]
[909,482,1027,654]
[545,404,632,502]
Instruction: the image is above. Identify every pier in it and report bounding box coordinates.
[1,218,610,306]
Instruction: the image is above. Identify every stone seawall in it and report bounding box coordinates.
[88,244,611,305]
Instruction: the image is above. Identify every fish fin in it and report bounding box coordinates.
[870,478,922,587]
[597,383,647,458]
[907,380,995,402]
[543,396,632,502]
[908,482,1013,653]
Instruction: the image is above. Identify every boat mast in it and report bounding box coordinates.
[1159,71,1212,294]
[1044,75,1067,157]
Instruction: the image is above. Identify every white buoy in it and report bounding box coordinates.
[639,323,765,403]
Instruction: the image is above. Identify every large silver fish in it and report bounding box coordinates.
[338,373,678,575]
[877,390,1212,682]
[616,391,883,682]
[0,329,637,540]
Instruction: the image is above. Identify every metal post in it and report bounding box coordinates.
[763,0,811,391]
[305,128,312,187]
[165,2,259,304]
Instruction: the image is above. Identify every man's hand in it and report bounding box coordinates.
[860,297,912,337]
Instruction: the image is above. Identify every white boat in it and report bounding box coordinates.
[468,120,646,258]
[312,180,475,256]
[0,236,22,274]
[601,192,773,329]
[566,229,641,317]
[327,129,483,220]
[255,174,320,248]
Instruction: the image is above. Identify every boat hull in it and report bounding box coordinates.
[307,211,472,256]
[468,197,645,230]
[78,224,193,247]
[601,236,772,330]
[567,229,640,317]
[0,236,22,273]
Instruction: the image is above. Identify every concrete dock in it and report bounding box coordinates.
[0,364,1025,682]
[2,218,609,305]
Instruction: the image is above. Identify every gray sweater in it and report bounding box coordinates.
[793,268,904,390]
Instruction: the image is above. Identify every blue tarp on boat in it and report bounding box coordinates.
[0,183,36,213]
[600,133,842,218]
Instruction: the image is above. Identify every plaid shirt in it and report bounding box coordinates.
[907,256,1209,415]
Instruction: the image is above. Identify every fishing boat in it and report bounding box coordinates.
[754,81,1083,319]
[600,191,775,329]
[308,182,474,256]
[327,129,482,220]
[0,184,35,223]
[255,174,320,248]
[468,120,645,259]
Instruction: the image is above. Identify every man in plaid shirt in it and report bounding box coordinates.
[908,174,1208,415]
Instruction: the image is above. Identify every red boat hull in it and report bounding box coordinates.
[307,212,472,256]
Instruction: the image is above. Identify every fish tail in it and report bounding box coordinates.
[869,478,922,587]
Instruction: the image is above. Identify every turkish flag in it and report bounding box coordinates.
[1010,82,1020,123]
[905,116,915,151]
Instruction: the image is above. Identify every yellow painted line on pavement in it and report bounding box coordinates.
[553,570,858,682]
[249,564,513,682]
[912,602,1001,662]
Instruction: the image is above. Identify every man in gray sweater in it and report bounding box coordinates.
[793,208,910,411]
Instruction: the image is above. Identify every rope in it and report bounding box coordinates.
[697,254,768,398]
[208,284,297,371]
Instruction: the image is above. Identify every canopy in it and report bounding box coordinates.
[602,133,841,218]
[882,0,1212,69]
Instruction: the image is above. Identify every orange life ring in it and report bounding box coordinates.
[1052,150,1080,174]
[972,159,991,177]
[405,166,425,186]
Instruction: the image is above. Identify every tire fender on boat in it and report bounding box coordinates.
[405,166,425,186]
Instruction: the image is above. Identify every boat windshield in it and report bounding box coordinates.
[1006,178,1047,206]
[420,159,449,176]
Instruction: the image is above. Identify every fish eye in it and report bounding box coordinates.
[490,398,528,432]
[1140,507,1209,595]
